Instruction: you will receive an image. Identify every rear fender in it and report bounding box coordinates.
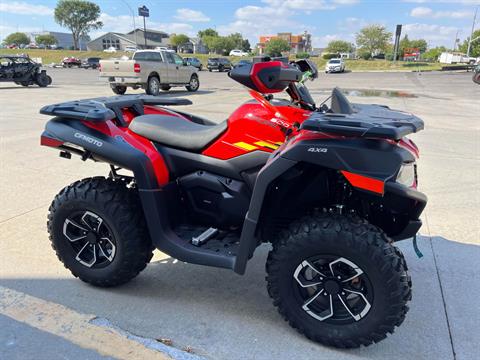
[234,136,418,274]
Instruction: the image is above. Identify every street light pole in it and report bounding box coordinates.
[467,6,478,57]
[119,0,137,47]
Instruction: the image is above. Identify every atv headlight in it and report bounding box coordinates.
[396,162,416,187]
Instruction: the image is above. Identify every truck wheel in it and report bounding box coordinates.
[199,64,203,71]
[266,213,411,348]
[35,72,50,87]
[47,177,153,287]
[111,85,127,95]
[160,85,171,91]
[186,74,199,92]
[146,76,160,96]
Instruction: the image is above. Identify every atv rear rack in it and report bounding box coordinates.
[302,103,424,141]
[40,95,192,126]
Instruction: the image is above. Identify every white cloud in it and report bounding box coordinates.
[312,34,348,47]
[91,13,194,40]
[174,8,210,22]
[403,23,469,46]
[410,6,473,19]
[0,1,53,16]
[0,24,43,40]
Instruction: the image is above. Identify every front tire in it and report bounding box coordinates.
[266,213,411,348]
[47,177,153,287]
[35,72,50,87]
[186,74,199,92]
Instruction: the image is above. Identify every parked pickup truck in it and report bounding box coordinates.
[99,50,199,95]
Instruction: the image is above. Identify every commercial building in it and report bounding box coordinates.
[257,31,312,55]
[87,28,170,51]
[27,31,89,50]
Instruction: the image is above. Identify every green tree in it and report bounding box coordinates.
[227,33,243,48]
[265,38,290,57]
[356,25,392,57]
[35,34,57,46]
[326,40,354,54]
[410,39,428,53]
[2,32,30,46]
[170,34,190,51]
[422,46,447,61]
[198,28,218,39]
[459,29,480,57]
[54,0,102,50]
[242,39,251,52]
[202,35,219,53]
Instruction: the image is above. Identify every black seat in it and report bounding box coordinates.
[129,114,227,151]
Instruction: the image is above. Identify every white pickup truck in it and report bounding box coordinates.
[99,50,199,95]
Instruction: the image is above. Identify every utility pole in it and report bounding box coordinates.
[453,30,460,51]
[467,6,478,57]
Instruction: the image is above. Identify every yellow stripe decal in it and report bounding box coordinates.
[254,141,279,150]
[234,142,258,151]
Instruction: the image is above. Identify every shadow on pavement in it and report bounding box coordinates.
[1,236,477,360]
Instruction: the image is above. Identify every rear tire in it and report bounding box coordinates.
[111,85,127,95]
[266,213,411,348]
[186,74,199,92]
[146,76,160,96]
[47,177,153,287]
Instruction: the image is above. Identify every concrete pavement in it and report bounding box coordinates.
[1,68,479,359]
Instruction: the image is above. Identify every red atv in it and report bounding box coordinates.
[40,58,426,348]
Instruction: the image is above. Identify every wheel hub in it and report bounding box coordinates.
[323,279,340,295]
[63,211,116,268]
[293,256,373,324]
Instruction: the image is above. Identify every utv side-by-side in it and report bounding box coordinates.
[0,55,52,87]
[40,58,427,348]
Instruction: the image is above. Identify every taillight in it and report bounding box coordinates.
[134,63,141,73]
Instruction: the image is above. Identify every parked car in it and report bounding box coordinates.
[81,57,101,69]
[104,46,117,53]
[99,50,199,95]
[62,57,82,68]
[473,64,480,85]
[229,49,249,57]
[154,46,175,53]
[124,46,138,53]
[325,58,346,73]
[233,59,252,68]
[207,58,232,72]
[184,57,203,71]
[0,55,52,87]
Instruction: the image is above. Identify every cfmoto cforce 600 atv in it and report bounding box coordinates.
[41,58,427,348]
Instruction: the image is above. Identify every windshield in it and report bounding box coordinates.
[329,60,341,64]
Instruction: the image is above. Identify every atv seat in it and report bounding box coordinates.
[129,114,227,151]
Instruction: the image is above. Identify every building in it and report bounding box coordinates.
[257,31,312,55]
[87,28,170,51]
[27,31,89,50]
[177,37,207,54]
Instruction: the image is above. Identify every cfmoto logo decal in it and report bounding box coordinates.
[74,132,103,147]
[308,147,328,153]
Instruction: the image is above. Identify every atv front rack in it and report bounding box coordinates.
[40,95,192,126]
[302,103,424,141]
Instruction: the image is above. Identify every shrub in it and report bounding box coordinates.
[322,53,338,60]
[295,52,310,59]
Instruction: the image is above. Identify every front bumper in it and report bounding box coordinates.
[326,66,343,72]
[384,182,427,241]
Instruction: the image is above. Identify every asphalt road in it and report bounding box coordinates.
[1,68,479,359]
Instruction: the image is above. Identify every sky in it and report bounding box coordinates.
[0,0,478,48]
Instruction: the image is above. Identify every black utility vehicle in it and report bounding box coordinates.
[233,59,252,68]
[0,55,52,87]
[207,57,232,72]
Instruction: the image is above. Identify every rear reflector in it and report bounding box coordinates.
[341,170,384,195]
[134,63,141,73]
[41,135,64,148]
